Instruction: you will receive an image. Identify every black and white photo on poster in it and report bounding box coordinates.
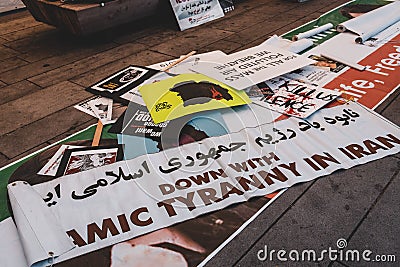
[55,145,124,177]
[92,66,148,92]
[86,66,158,102]
[88,97,113,124]
[37,145,84,177]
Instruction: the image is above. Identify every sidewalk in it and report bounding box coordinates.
[0,0,398,266]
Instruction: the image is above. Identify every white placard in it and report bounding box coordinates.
[191,44,315,90]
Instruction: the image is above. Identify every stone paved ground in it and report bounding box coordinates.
[0,0,398,266]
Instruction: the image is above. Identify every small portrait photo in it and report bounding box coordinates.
[56,145,124,177]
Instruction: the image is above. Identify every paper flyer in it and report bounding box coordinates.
[139,73,251,124]
[170,0,225,31]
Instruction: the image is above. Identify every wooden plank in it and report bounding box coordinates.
[227,12,305,45]
[229,16,315,53]
[0,80,41,105]
[70,50,173,87]
[113,24,163,45]
[46,118,97,145]
[209,0,296,32]
[0,45,18,61]
[0,81,6,89]
[0,142,50,169]
[4,31,109,63]
[0,42,117,84]
[0,56,28,74]
[1,24,56,42]
[0,106,95,159]
[0,152,9,169]
[0,9,29,24]
[150,27,235,57]
[0,80,90,136]
[0,15,41,36]
[137,27,183,47]
[0,37,7,45]
[197,39,243,55]
[28,42,147,88]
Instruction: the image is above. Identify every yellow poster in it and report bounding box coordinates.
[139,73,251,123]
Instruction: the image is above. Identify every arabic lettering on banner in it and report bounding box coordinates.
[170,0,225,31]
[8,102,400,265]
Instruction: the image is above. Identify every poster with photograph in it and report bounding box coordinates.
[37,145,84,176]
[55,145,124,177]
[170,0,225,31]
[86,66,158,102]
[139,73,251,124]
[118,109,229,160]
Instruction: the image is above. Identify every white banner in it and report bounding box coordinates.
[8,101,400,266]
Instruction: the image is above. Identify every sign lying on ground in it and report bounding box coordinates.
[139,73,251,124]
[169,0,225,31]
[191,44,315,90]
[8,102,400,266]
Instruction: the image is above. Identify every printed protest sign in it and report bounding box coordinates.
[169,0,225,31]
[55,145,124,177]
[249,77,341,118]
[191,44,315,90]
[8,102,400,266]
[86,66,158,102]
[88,97,113,124]
[37,145,83,177]
[139,73,251,124]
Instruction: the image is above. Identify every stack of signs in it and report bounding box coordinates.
[109,102,230,160]
[169,0,225,31]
